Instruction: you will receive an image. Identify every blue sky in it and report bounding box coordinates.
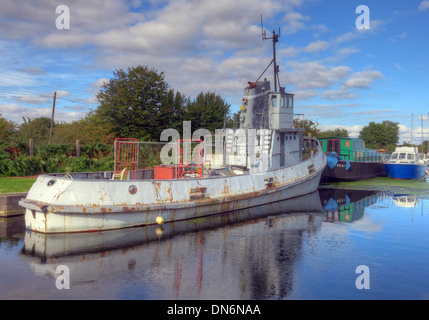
[0,0,428,143]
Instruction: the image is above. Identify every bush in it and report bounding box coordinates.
[0,141,114,177]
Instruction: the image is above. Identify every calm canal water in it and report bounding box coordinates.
[1,185,429,300]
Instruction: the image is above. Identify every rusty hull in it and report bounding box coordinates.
[20,147,326,233]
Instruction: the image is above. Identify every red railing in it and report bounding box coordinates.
[113,138,138,180]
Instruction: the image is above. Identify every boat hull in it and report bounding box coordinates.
[20,150,326,233]
[321,160,386,182]
[384,163,427,179]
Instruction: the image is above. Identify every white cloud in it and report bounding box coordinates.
[419,1,429,11]
[322,89,357,100]
[0,103,85,124]
[282,12,310,34]
[13,95,49,105]
[294,90,319,100]
[342,70,383,89]
[17,67,46,75]
[284,61,351,90]
[303,40,329,53]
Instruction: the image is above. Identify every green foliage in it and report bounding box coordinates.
[318,128,349,138]
[94,65,231,141]
[0,140,113,177]
[19,116,52,145]
[184,92,231,133]
[0,113,17,140]
[293,119,320,137]
[359,121,399,150]
[95,66,186,141]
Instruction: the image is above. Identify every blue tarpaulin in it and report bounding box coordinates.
[326,152,350,170]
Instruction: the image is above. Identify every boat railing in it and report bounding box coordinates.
[326,151,390,163]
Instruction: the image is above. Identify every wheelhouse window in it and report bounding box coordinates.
[398,153,406,159]
[271,95,277,108]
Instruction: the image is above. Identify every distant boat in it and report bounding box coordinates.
[319,137,387,182]
[384,147,427,179]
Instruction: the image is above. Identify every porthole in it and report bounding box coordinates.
[128,185,137,195]
[47,180,56,187]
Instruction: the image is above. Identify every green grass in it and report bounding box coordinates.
[0,177,37,193]
[320,177,429,196]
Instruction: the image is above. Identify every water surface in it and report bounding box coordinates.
[1,187,429,300]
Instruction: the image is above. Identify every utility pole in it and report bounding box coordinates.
[49,91,56,144]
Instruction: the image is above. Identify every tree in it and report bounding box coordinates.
[52,117,115,145]
[184,92,231,133]
[0,114,16,140]
[95,66,186,141]
[318,128,349,139]
[19,116,52,144]
[293,119,320,137]
[359,120,399,149]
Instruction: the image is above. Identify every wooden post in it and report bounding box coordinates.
[76,140,80,158]
[29,138,33,156]
[49,91,56,144]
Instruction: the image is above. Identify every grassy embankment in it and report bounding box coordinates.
[0,177,37,193]
[320,177,429,196]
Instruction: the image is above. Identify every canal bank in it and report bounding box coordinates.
[319,176,429,198]
[0,193,27,217]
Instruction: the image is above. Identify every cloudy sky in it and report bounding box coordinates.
[1,0,428,142]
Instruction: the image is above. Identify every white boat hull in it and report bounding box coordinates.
[20,148,326,233]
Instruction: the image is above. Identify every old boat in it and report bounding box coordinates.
[384,146,427,179]
[319,137,387,182]
[19,28,327,233]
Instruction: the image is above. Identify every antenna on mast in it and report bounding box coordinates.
[260,15,281,92]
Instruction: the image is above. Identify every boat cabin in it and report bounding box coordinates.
[388,147,422,164]
[319,137,382,162]
[236,80,303,171]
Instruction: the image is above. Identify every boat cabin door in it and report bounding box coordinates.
[327,139,341,154]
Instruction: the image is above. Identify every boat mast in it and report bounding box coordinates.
[261,15,281,92]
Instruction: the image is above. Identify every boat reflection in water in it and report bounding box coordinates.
[392,194,418,208]
[318,188,381,223]
[19,191,324,299]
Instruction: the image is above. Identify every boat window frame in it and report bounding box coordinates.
[281,95,286,108]
[271,95,278,108]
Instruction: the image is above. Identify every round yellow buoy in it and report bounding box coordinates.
[156,215,164,225]
[155,227,164,236]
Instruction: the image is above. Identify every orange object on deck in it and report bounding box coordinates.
[154,166,177,180]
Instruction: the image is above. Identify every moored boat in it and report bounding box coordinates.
[19,27,326,234]
[384,147,427,179]
[319,137,387,182]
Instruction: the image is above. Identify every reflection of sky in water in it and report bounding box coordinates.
[1,190,429,300]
